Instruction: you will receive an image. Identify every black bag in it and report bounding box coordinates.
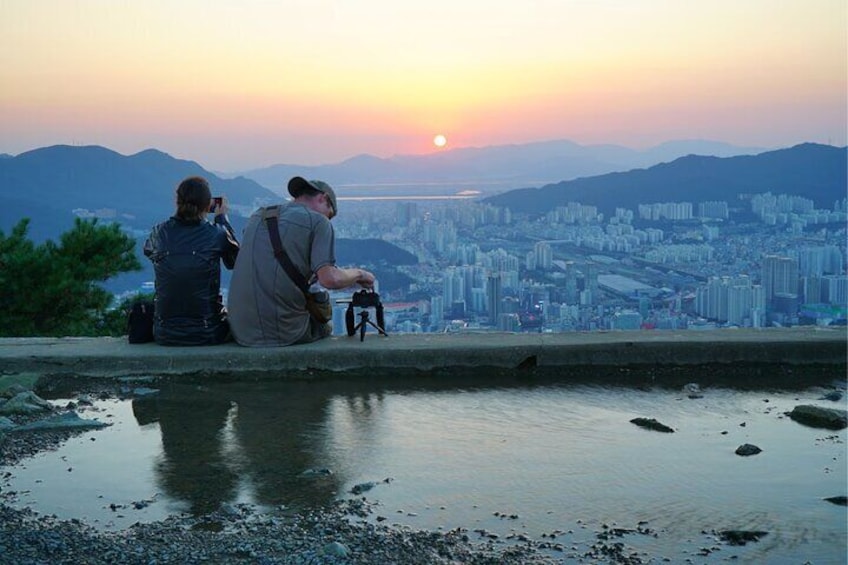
[128,300,155,344]
[304,289,332,324]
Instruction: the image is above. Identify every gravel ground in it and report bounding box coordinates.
[1,383,656,565]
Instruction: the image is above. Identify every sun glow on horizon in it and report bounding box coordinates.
[0,0,845,170]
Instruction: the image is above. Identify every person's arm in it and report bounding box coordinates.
[213,198,239,269]
[142,229,156,259]
[316,265,375,290]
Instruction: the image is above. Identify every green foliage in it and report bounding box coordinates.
[0,218,142,337]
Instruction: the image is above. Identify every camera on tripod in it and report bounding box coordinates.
[350,289,382,309]
[336,290,388,341]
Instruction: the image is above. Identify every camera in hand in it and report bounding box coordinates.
[209,196,223,212]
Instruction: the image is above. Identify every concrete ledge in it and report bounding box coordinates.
[0,327,845,385]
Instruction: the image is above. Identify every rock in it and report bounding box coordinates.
[0,416,15,431]
[0,373,40,396]
[299,468,333,477]
[351,481,377,495]
[788,405,847,430]
[735,443,762,456]
[321,541,350,557]
[683,383,703,399]
[1,384,28,399]
[819,390,844,402]
[132,387,159,397]
[0,391,52,415]
[718,530,768,545]
[823,496,847,506]
[14,412,110,432]
[630,417,674,433]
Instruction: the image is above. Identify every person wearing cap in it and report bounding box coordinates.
[227,176,376,346]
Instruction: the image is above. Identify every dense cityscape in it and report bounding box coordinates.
[317,190,848,335]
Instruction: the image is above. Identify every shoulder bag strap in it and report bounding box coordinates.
[262,206,310,294]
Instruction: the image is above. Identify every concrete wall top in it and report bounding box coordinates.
[0,327,844,382]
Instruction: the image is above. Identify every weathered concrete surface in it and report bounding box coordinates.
[0,327,844,384]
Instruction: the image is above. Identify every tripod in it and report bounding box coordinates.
[347,305,388,342]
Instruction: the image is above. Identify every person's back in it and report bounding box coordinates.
[228,202,332,346]
[227,176,376,347]
[144,176,239,346]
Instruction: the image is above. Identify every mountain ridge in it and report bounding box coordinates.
[0,145,419,294]
[227,138,768,192]
[483,143,847,215]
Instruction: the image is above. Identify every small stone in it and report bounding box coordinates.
[735,444,762,456]
[299,468,333,477]
[630,417,674,433]
[719,530,768,545]
[321,541,349,557]
[351,481,377,495]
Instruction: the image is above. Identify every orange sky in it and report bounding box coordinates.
[1,0,846,171]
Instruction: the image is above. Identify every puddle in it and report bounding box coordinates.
[3,377,846,562]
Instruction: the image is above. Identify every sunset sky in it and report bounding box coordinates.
[1,0,846,171]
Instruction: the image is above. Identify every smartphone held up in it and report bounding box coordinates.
[209,196,224,213]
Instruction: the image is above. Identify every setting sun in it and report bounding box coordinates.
[433,134,447,148]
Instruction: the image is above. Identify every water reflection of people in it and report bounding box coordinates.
[133,387,238,515]
[229,381,346,508]
[132,381,366,514]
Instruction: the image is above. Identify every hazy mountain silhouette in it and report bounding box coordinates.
[336,238,417,266]
[483,143,847,215]
[0,145,278,241]
[0,144,420,294]
[231,138,767,193]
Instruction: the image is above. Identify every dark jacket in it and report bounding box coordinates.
[143,216,239,345]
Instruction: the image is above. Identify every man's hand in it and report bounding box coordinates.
[356,269,376,289]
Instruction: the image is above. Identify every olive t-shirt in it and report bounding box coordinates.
[227,202,335,346]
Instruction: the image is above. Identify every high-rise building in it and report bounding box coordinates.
[395,202,418,227]
[726,285,753,326]
[470,288,487,314]
[611,310,643,330]
[824,275,848,306]
[497,313,521,332]
[698,201,729,220]
[534,241,553,270]
[486,274,502,323]
[562,261,578,304]
[761,255,799,307]
[431,295,444,323]
[442,267,464,309]
[798,245,846,276]
[584,262,599,303]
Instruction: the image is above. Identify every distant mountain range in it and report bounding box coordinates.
[484,143,847,216]
[0,145,417,293]
[229,139,768,194]
[0,145,278,243]
[2,140,844,293]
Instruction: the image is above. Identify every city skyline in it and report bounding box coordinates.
[2,0,846,171]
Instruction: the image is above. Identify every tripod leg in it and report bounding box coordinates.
[346,305,355,336]
[364,319,388,336]
[376,304,386,334]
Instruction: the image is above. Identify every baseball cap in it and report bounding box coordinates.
[288,176,337,216]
